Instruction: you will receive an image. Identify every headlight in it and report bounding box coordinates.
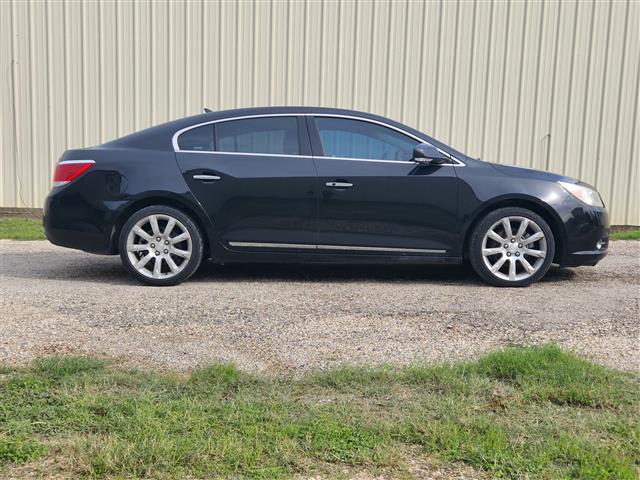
[558,181,604,207]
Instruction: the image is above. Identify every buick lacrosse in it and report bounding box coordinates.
[44,107,609,286]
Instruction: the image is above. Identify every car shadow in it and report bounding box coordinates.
[191,261,483,285]
[3,250,576,286]
[191,261,577,286]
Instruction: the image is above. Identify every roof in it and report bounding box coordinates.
[102,106,468,160]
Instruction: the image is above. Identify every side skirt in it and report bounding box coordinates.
[211,250,462,265]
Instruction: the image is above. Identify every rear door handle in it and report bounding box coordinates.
[326,181,353,188]
[193,174,221,181]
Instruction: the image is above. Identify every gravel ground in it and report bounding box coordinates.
[0,239,638,373]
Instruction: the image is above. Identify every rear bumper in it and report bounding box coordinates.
[559,204,609,267]
[43,187,115,254]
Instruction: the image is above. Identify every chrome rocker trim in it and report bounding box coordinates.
[228,241,446,254]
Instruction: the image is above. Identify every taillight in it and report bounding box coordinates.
[53,160,95,187]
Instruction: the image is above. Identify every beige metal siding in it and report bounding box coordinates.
[1,0,638,224]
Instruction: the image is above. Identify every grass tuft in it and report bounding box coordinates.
[0,435,46,464]
[0,218,45,240]
[610,229,640,240]
[0,346,637,479]
[189,362,245,390]
[473,344,634,407]
[31,356,106,379]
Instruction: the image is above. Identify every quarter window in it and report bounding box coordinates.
[315,117,418,161]
[215,117,300,155]
[177,124,214,151]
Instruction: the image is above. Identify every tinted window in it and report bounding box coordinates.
[177,124,214,151]
[316,117,418,161]
[215,117,300,155]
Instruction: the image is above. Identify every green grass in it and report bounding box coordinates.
[610,229,640,241]
[0,218,45,240]
[1,346,638,479]
[0,217,638,243]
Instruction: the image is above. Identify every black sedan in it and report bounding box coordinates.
[44,107,609,287]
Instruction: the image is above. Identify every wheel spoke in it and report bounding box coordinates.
[170,232,189,244]
[508,258,517,280]
[519,257,535,274]
[171,247,191,259]
[149,215,161,236]
[133,226,153,242]
[501,218,513,238]
[166,256,180,273]
[524,248,545,258]
[128,244,149,252]
[490,255,507,273]
[482,247,504,256]
[134,253,153,270]
[164,218,176,237]
[515,218,530,238]
[153,257,163,277]
[523,232,544,245]
[487,230,506,243]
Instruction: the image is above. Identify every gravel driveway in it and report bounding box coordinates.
[1,239,638,373]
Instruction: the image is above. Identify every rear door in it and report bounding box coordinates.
[309,116,459,254]
[175,115,318,250]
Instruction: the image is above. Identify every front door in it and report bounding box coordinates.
[175,115,317,250]
[310,116,459,255]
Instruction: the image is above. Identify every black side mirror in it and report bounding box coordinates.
[412,143,450,165]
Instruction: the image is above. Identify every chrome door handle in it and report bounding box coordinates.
[326,181,353,188]
[193,174,221,181]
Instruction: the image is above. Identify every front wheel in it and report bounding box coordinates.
[469,207,555,287]
[119,205,203,286]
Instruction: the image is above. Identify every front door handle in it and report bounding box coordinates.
[193,174,221,181]
[326,181,353,189]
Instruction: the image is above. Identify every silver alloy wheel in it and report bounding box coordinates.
[481,215,548,282]
[125,214,192,279]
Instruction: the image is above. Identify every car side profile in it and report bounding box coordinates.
[44,107,609,287]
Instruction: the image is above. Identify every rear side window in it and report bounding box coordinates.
[316,117,418,161]
[215,117,299,155]
[177,124,214,151]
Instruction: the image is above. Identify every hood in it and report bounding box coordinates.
[488,162,578,184]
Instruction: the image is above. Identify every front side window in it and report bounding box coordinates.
[316,117,418,161]
[177,124,214,151]
[215,117,300,155]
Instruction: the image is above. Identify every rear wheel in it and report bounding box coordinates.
[119,205,203,286]
[469,207,555,287]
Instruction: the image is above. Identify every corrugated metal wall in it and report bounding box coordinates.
[1,0,638,224]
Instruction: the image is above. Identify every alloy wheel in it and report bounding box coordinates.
[126,214,192,279]
[481,215,548,282]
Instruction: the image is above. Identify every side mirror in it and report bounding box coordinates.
[412,143,450,165]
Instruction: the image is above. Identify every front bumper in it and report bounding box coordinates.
[559,203,609,267]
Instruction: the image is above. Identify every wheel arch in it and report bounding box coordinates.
[110,194,214,257]
[461,196,566,263]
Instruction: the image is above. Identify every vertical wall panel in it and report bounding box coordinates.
[12,0,34,206]
[0,0,16,205]
[1,0,638,225]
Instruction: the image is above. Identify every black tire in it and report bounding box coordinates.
[118,205,203,286]
[468,207,555,287]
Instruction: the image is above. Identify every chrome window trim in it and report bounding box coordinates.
[58,159,96,165]
[174,149,420,165]
[172,113,465,166]
[228,241,446,254]
[175,149,314,159]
